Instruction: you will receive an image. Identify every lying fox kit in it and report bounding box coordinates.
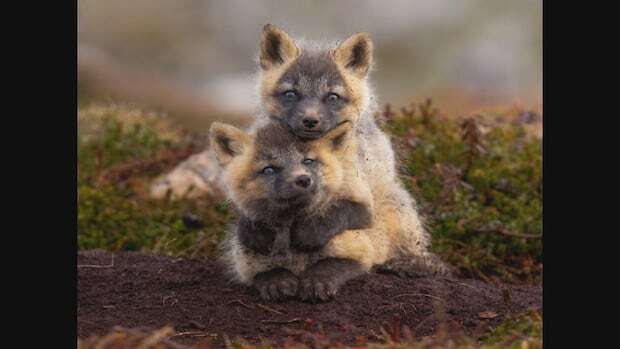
[210,120,374,300]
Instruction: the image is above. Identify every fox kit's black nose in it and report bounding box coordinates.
[295,175,312,188]
[302,117,319,129]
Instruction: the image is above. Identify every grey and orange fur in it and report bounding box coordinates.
[213,24,449,302]
[211,119,375,301]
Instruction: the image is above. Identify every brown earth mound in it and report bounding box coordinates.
[78,250,542,347]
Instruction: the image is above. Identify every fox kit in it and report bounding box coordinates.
[256,25,450,282]
[210,120,374,301]
[209,24,448,302]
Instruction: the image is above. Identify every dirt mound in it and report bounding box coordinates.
[78,250,541,347]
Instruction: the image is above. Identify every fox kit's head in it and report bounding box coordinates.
[210,121,354,220]
[258,24,373,140]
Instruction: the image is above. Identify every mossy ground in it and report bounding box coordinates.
[77,100,542,347]
[77,105,233,258]
[381,100,542,284]
[79,311,542,349]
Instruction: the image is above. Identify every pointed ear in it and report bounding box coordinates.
[333,32,373,78]
[209,122,250,166]
[259,24,299,70]
[320,121,353,152]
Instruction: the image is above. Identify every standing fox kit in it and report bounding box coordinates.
[211,24,448,302]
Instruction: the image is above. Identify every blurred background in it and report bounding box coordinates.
[77,0,543,290]
[78,0,542,125]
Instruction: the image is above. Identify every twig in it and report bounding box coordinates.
[472,228,542,240]
[168,331,216,339]
[227,299,254,310]
[440,277,478,290]
[256,303,286,315]
[414,314,435,331]
[394,293,444,301]
[261,318,302,324]
[378,302,417,313]
[77,254,115,268]
[474,268,495,284]
[189,320,207,330]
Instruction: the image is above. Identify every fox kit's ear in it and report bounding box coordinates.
[209,122,250,166]
[334,32,373,79]
[259,24,299,70]
[320,121,353,152]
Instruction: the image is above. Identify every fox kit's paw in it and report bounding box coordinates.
[425,256,454,277]
[253,268,299,301]
[376,253,454,278]
[298,275,339,302]
[298,258,365,303]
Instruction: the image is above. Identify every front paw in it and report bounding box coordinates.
[298,275,339,303]
[376,254,455,278]
[253,269,299,301]
[297,258,364,303]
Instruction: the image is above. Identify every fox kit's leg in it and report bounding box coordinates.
[290,199,372,252]
[377,184,452,277]
[376,252,454,278]
[236,216,277,256]
[223,231,272,285]
[254,268,299,301]
[226,238,305,301]
[269,226,293,266]
[298,226,390,302]
[230,244,300,301]
[233,217,301,300]
[297,257,365,302]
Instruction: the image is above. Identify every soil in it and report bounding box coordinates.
[78,250,542,347]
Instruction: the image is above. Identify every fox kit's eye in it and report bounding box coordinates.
[302,158,315,165]
[326,93,340,103]
[283,90,298,101]
[261,166,276,175]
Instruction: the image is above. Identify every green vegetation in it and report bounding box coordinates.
[78,100,542,283]
[77,101,542,348]
[78,113,232,257]
[382,100,542,284]
[78,311,542,349]
[481,310,542,347]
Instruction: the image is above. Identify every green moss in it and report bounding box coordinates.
[78,117,170,183]
[77,101,542,283]
[227,312,543,349]
[77,112,232,257]
[77,104,542,347]
[383,100,542,283]
[481,310,543,346]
